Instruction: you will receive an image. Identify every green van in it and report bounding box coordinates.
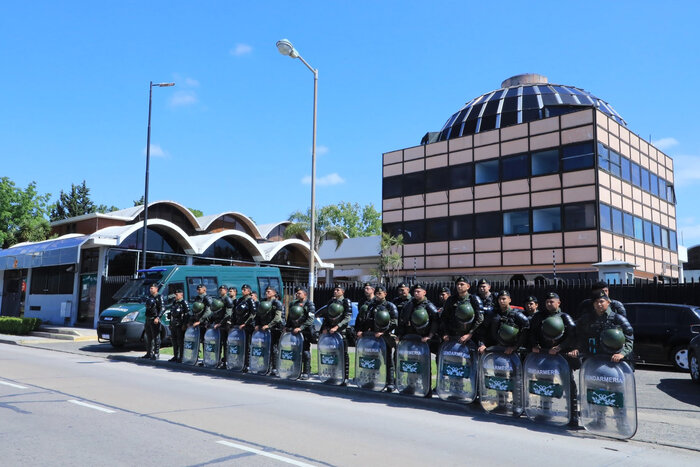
[96,265,283,348]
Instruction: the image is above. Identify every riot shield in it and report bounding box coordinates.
[396,335,431,397]
[479,350,524,416]
[226,327,247,371]
[523,353,571,425]
[182,326,200,366]
[317,332,345,385]
[277,332,304,380]
[436,339,477,403]
[579,356,637,439]
[202,327,221,368]
[354,336,387,391]
[249,329,272,375]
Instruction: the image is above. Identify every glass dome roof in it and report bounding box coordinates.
[432,74,626,143]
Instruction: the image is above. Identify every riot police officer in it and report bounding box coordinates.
[392,282,411,316]
[284,286,315,380]
[523,295,540,319]
[356,282,376,340]
[255,286,284,376]
[575,281,627,320]
[473,279,496,348]
[366,285,399,391]
[143,283,165,360]
[191,284,214,366]
[437,287,451,314]
[232,284,257,372]
[478,290,529,356]
[317,285,353,381]
[440,276,483,348]
[167,288,190,363]
[213,285,234,369]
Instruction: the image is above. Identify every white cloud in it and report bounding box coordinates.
[230,43,253,56]
[169,90,198,107]
[653,137,679,151]
[184,77,200,87]
[316,145,329,156]
[676,221,700,247]
[143,144,168,158]
[672,154,700,186]
[301,173,345,186]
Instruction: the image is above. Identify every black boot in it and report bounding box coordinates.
[300,351,311,380]
[270,345,279,377]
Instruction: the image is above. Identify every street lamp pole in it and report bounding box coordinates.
[276,39,318,303]
[141,81,175,271]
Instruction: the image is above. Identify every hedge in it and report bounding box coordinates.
[0,317,43,335]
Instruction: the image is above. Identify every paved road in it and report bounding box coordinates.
[0,343,698,466]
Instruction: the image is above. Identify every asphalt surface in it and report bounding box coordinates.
[1,339,698,466]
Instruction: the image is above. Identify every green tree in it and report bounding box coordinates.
[188,207,203,217]
[324,202,381,237]
[50,180,98,221]
[96,204,119,213]
[0,177,52,248]
[284,206,347,252]
[133,195,144,206]
[371,232,404,284]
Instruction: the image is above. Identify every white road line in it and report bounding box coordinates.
[0,381,27,389]
[67,399,116,413]
[216,440,315,467]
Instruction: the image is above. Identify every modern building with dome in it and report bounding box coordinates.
[382,74,680,283]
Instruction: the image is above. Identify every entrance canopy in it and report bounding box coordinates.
[0,235,88,271]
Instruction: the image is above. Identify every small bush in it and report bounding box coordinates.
[0,317,43,335]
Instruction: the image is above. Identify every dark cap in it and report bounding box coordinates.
[241,284,251,290]
[412,283,426,291]
[525,295,538,303]
[228,286,237,291]
[294,286,308,294]
[375,285,387,293]
[334,284,345,290]
[546,292,560,300]
[150,282,160,289]
[440,287,451,294]
[397,282,409,289]
[592,280,608,290]
[454,276,469,285]
[265,286,277,293]
[362,282,375,289]
[592,291,610,301]
[477,278,490,286]
[174,288,184,294]
[196,284,205,290]
[498,290,510,297]
[218,284,227,290]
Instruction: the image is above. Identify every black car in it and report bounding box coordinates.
[625,303,700,370]
[689,333,700,383]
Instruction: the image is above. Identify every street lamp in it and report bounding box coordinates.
[276,39,319,303]
[141,81,175,271]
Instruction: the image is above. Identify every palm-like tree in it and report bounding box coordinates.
[283,207,347,253]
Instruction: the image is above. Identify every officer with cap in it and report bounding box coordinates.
[440,276,483,347]
[316,284,353,381]
[392,282,411,317]
[191,284,214,365]
[575,281,627,320]
[523,296,540,319]
[256,286,285,376]
[356,283,376,340]
[284,286,315,380]
[167,288,190,363]
[437,287,451,314]
[478,290,529,356]
[473,279,497,350]
[213,285,235,369]
[143,283,165,360]
[568,291,633,363]
[232,284,258,372]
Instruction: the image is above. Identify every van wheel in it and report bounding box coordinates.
[690,353,700,383]
[672,346,689,371]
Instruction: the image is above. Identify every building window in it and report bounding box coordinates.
[634,216,644,241]
[562,141,594,172]
[670,231,677,251]
[382,222,402,238]
[450,164,473,189]
[426,218,449,242]
[450,215,474,240]
[611,208,623,235]
[403,172,425,196]
[402,220,425,244]
[608,150,621,178]
[631,162,641,186]
[643,220,653,243]
[597,142,609,171]
[30,265,75,295]
[623,212,634,237]
[564,203,596,231]
[652,224,662,247]
[661,228,669,249]
[532,207,561,233]
[475,211,501,238]
[475,159,499,184]
[658,177,667,201]
[621,157,631,182]
[383,175,402,199]
[503,210,530,235]
[641,168,650,191]
[425,167,448,193]
[650,173,659,197]
[532,149,559,176]
[600,204,611,231]
[501,154,529,181]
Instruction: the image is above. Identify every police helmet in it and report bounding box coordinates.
[600,328,626,353]
[411,306,429,330]
[210,298,224,312]
[328,301,344,318]
[498,323,520,345]
[288,304,304,322]
[192,301,205,314]
[541,315,565,340]
[374,308,391,331]
[258,300,273,315]
[455,302,475,323]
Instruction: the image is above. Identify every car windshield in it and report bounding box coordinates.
[112,271,164,303]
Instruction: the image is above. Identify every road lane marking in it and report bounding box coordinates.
[0,381,27,389]
[67,399,116,413]
[216,440,314,466]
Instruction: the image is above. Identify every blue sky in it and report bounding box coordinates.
[2,1,699,244]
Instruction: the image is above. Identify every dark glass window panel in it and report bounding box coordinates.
[426,218,449,242]
[597,143,609,171]
[450,164,473,189]
[466,103,483,120]
[475,211,502,238]
[631,162,641,186]
[667,184,675,203]
[449,123,463,139]
[541,93,559,106]
[609,150,621,177]
[522,86,536,95]
[501,153,529,181]
[503,210,530,235]
[544,106,574,118]
[462,119,478,135]
[611,208,623,235]
[483,100,500,116]
[522,109,540,123]
[661,228,669,249]
[475,159,499,184]
[533,207,561,233]
[650,173,659,196]
[402,220,425,244]
[658,178,667,201]
[562,141,595,171]
[643,220,653,243]
[402,172,425,196]
[538,85,554,94]
[552,86,571,95]
[382,222,402,238]
[450,215,474,240]
[479,115,497,132]
[564,203,596,231]
[522,94,539,109]
[558,93,579,105]
[670,231,677,251]
[641,168,650,191]
[531,149,559,175]
[652,224,662,246]
[500,111,518,127]
[600,204,611,231]
[634,217,644,241]
[502,97,518,112]
[576,94,593,105]
[425,167,448,193]
[621,157,631,182]
[505,87,519,98]
[439,128,451,141]
[454,107,470,125]
[623,212,634,237]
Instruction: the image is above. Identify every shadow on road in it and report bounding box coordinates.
[657,378,700,407]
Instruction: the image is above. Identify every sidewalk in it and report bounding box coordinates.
[0,325,97,345]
